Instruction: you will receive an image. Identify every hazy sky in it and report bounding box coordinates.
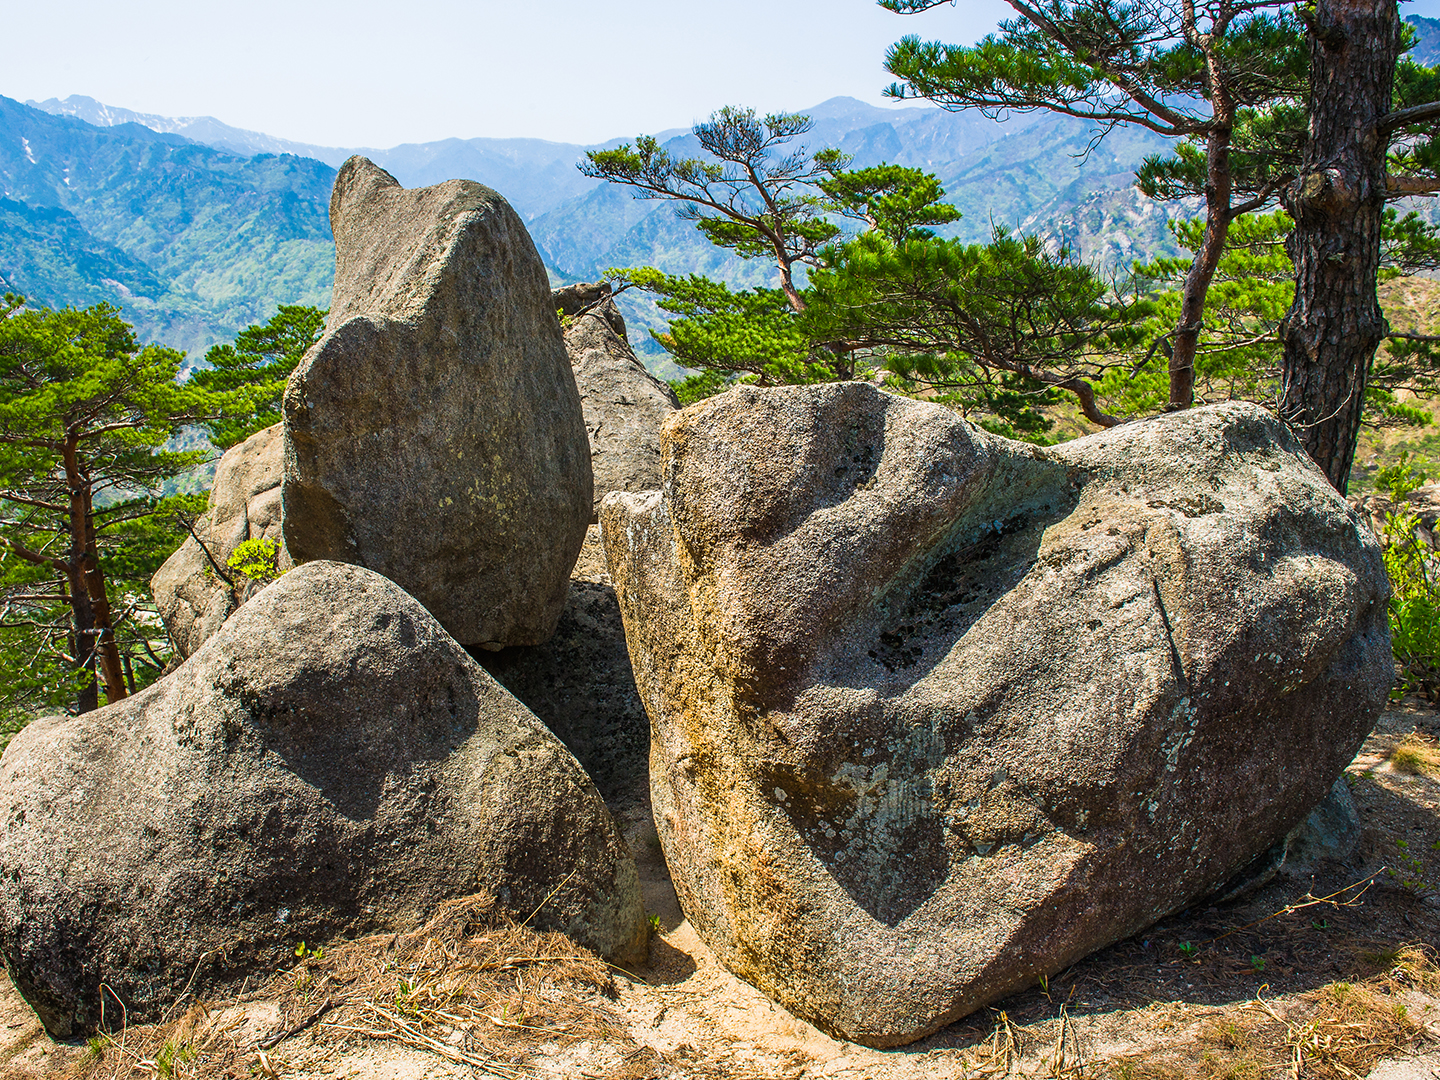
[7,0,1440,149]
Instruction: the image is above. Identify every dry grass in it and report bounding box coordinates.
[1389,732,1440,778]
[1094,945,1439,1080]
[67,893,810,1080]
[72,894,638,1080]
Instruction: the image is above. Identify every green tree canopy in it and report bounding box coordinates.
[0,297,216,719]
[881,0,1311,413]
[588,106,1120,432]
[190,303,325,448]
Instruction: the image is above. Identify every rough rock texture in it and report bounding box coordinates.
[151,423,289,659]
[479,526,649,807]
[283,157,591,648]
[554,281,626,337]
[559,288,678,521]
[0,562,645,1039]
[601,384,1391,1048]
[1285,777,1362,869]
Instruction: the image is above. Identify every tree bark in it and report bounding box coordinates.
[1169,125,1236,410]
[61,435,126,709]
[1280,0,1399,493]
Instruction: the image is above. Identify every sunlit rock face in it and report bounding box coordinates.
[602,384,1390,1048]
[282,156,591,649]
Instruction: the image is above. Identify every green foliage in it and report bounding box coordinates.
[807,226,1146,435]
[0,296,234,728]
[582,107,848,301]
[191,304,324,449]
[592,105,1116,434]
[882,1,1308,215]
[154,1038,195,1079]
[616,268,829,388]
[1098,210,1440,424]
[1377,454,1440,703]
[818,164,961,244]
[226,536,286,585]
[1099,212,1294,416]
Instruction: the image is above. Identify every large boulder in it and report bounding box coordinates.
[283,157,591,649]
[602,385,1391,1048]
[0,562,646,1039]
[557,285,678,521]
[479,526,649,807]
[150,423,289,659]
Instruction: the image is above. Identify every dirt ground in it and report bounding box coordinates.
[2,702,1438,1080]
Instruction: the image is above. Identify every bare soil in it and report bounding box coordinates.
[3,702,1438,1080]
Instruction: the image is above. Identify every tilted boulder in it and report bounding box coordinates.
[480,526,649,807]
[602,385,1391,1048]
[150,423,289,659]
[283,157,591,649]
[0,562,645,1039]
[556,284,678,521]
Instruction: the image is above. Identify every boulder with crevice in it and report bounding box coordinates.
[602,384,1391,1048]
[479,526,649,808]
[555,284,678,521]
[0,561,645,1039]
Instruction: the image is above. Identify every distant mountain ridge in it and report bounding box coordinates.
[1409,14,1440,65]
[7,93,1177,368]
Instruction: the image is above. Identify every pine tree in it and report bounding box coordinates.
[881,0,1310,413]
[1277,0,1440,491]
[0,298,216,717]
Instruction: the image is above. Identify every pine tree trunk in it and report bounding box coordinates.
[1169,126,1236,410]
[60,577,99,715]
[1280,0,1399,493]
[61,435,126,709]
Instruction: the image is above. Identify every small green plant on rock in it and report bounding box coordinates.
[226,537,286,586]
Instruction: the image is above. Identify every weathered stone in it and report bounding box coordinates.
[559,288,678,521]
[283,157,591,648]
[602,384,1391,1048]
[0,562,645,1039]
[479,526,649,808]
[554,281,627,338]
[150,423,289,659]
[1285,777,1362,870]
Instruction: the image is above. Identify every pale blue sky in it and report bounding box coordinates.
[5,0,1439,149]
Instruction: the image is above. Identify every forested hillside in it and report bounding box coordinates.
[0,97,334,360]
[8,92,1182,365]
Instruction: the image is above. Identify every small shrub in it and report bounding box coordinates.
[1376,455,1440,701]
[226,537,286,585]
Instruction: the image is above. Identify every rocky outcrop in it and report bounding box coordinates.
[479,526,649,807]
[150,423,289,659]
[602,384,1391,1048]
[556,284,678,521]
[0,562,645,1039]
[282,157,591,649]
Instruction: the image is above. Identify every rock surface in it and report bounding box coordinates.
[282,157,591,648]
[480,526,649,807]
[558,286,678,521]
[0,562,645,1039]
[601,385,1391,1048]
[151,423,289,659]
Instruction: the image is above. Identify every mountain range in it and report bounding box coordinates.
[11,14,1434,371]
